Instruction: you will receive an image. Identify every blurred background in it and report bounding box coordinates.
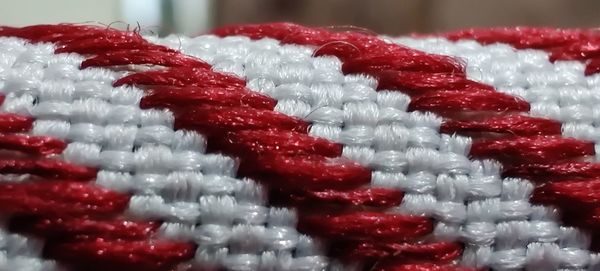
[1,0,599,36]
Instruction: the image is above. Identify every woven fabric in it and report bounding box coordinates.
[0,23,599,271]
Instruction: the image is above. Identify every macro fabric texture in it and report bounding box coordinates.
[0,23,599,271]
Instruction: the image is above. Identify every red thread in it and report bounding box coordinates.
[0,158,97,180]
[531,179,600,232]
[271,187,404,208]
[532,178,600,207]
[209,129,342,157]
[503,162,600,182]
[297,211,432,242]
[11,216,159,240]
[549,41,600,62]
[54,34,172,55]
[0,133,66,155]
[408,90,530,116]
[241,154,371,189]
[330,241,463,262]
[313,41,364,61]
[40,28,134,45]
[0,24,105,42]
[586,58,600,76]
[81,49,210,69]
[0,181,129,217]
[174,105,309,137]
[45,238,196,271]
[342,54,465,75]
[373,71,489,93]
[443,27,591,49]
[212,22,332,45]
[0,113,34,133]
[440,115,562,137]
[315,36,420,61]
[113,67,245,88]
[373,263,479,271]
[470,135,595,164]
[141,86,276,111]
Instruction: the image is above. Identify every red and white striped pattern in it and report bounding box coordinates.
[1,23,600,271]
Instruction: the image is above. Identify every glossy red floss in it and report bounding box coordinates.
[54,35,168,55]
[45,238,196,271]
[0,24,108,42]
[38,28,138,45]
[549,40,600,61]
[440,114,562,137]
[240,154,371,189]
[443,27,594,49]
[502,161,600,182]
[585,58,600,75]
[0,113,34,133]
[174,105,310,137]
[140,86,276,111]
[532,178,600,207]
[11,216,160,241]
[0,181,130,217]
[81,49,210,69]
[113,66,245,88]
[0,133,67,155]
[469,135,595,164]
[330,241,463,262]
[312,39,413,62]
[270,187,404,208]
[407,90,530,116]
[211,22,323,42]
[297,211,433,242]
[341,53,465,75]
[531,179,600,232]
[372,262,480,271]
[0,158,97,180]
[209,129,343,158]
[373,71,489,93]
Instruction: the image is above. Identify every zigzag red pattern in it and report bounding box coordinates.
[1,22,599,270]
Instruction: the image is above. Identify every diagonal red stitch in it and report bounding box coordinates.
[270,187,404,208]
[408,90,530,116]
[113,66,245,88]
[45,238,196,271]
[441,115,562,137]
[297,211,433,242]
[330,241,463,263]
[0,181,130,217]
[0,158,97,180]
[0,133,67,155]
[240,154,371,189]
[373,71,491,93]
[81,49,210,69]
[470,135,595,164]
[141,86,276,111]
[209,129,343,158]
[0,113,34,133]
[11,216,160,241]
[373,262,479,271]
[174,105,310,137]
[503,161,600,182]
